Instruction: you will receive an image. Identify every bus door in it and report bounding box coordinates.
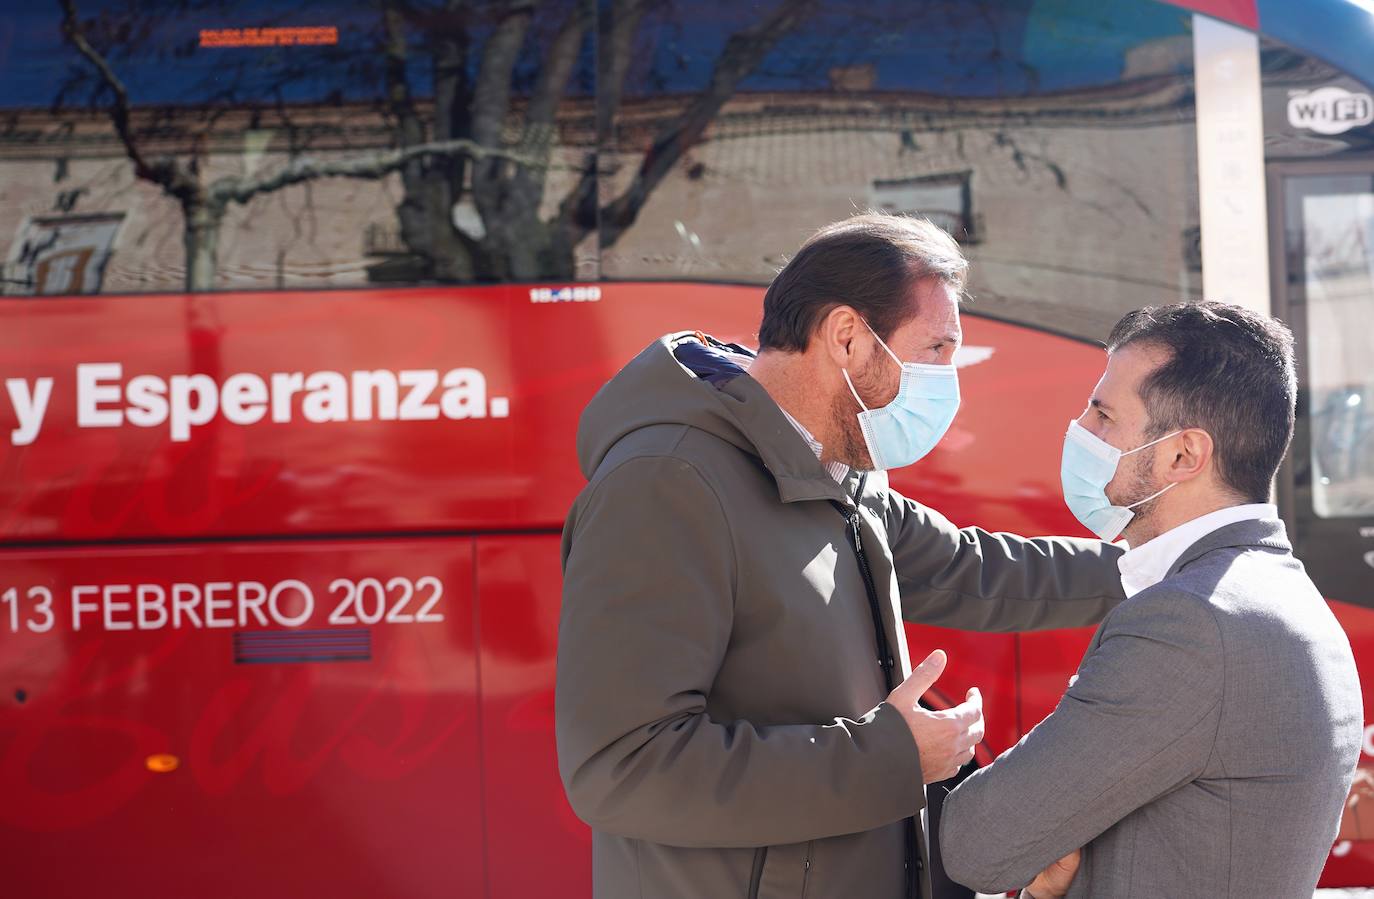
[1271,159,1374,869]
[1270,159,1374,608]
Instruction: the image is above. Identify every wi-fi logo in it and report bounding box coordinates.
[1287,86,1374,136]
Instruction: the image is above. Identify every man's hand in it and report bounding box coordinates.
[887,649,984,783]
[1024,848,1081,899]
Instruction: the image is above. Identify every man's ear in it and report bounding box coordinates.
[818,305,861,369]
[1164,428,1214,484]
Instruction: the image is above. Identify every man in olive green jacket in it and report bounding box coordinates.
[557,214,1125,899]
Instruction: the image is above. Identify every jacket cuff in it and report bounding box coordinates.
[867,701,928,814]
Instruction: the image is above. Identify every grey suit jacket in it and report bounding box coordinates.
[939,517,1363,898]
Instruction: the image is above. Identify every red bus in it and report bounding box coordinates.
[1,0,1371,895]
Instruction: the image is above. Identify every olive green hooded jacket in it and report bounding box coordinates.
[557,332,1125,899]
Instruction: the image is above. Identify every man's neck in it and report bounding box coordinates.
[1126,489,1251,547]
[748,349,838,457]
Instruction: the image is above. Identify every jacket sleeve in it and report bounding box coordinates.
[883,490,1126,631]
[557,455,924,848]
[937,588,1224,893]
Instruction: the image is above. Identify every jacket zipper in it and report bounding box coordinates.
[800,840,814,899]
[835,473,918,899]
[841,474,895,688]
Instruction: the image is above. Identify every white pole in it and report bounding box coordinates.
[1192,14,1271,315]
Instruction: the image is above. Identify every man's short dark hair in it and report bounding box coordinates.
[757,212,968,352]
[1108,301,1297,503]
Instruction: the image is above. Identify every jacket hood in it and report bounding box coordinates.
[575,332,852,504]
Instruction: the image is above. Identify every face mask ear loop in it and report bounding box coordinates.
[842,368,870,412]
[1117,429,1183,510]
[861,317,904,367]
[1120,429,1184,457]
[1124,480,1178,510]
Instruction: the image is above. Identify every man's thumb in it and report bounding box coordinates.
[905,649,947,695]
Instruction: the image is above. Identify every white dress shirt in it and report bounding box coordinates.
[1117,503,1277,598]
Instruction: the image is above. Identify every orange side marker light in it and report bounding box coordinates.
[145,754,180,773]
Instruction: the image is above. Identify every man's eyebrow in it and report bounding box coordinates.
[936,332,961,345]
[1090,397,1115,413]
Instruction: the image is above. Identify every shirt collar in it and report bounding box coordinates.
[1118,503,1278,597]
[724,350,851,484]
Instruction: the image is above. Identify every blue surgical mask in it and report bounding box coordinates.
[842,319,960,470]
[1060,420,1181,541]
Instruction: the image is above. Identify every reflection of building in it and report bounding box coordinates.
[601,64,1202,339]
[0,37,1363,343]
[0,101,595,294]
[3,213,124,295]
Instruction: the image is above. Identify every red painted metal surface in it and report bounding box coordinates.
[0,284,769,541]
[1,283,1369,893]
[0,537,483,897]
[1159,0,1259,29]
[476,535,590,898]
[1319,600,1374,885]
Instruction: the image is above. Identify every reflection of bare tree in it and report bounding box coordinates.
[58,0,559,291]
[381,0,818,281]
[56,0,818,287]
[377,0,597,282]
[589,0,818,251]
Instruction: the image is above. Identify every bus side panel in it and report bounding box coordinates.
[476,534,591,898]
[1017,628,1096,736]
[0,289,523,540]
[1317,599,1374,885]
[0,538,483,898]
[0,283,775,544]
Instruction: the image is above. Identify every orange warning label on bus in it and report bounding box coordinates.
[199,27,338,48]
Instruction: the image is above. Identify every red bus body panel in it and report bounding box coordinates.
[1,283,1368,892]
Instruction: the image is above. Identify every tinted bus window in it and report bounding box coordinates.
[0,0,595,294]
[601,0,1202,342]
[1284,174,1374,519]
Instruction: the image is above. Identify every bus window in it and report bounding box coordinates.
[601,0,1203,343]
[0,1,596,295]
[1289,175,1374,520]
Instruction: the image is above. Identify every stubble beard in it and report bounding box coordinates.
[1117,449,1167,545]
[830,354,887,472]
[830,390,871,471]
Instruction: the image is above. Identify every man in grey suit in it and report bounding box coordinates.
[939,301,1364,898]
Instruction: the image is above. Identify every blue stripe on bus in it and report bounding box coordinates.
[1258,0,1374,90]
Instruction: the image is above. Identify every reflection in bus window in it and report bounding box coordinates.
[0,0,597,293]
[602,0,1202,342]
[0,0,1206,323]
[1290,175,1374,518]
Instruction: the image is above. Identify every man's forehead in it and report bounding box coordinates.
[1096,343,1167,407]
[1107,342,1168,380]
[903,279,962,341]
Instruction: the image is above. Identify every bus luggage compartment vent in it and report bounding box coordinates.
[232,628,371,664]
